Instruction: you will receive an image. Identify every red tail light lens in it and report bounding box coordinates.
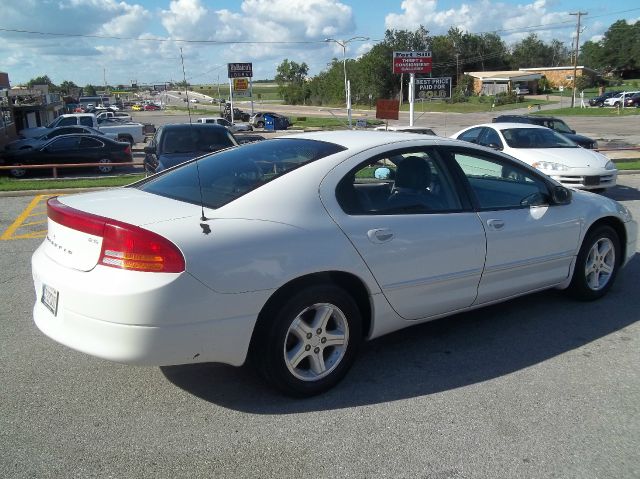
[47,197,185,273]
[124,145,131,156]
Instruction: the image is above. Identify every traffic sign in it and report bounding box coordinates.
[233,78,249,91]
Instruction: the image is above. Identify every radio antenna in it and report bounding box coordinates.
[180,47,208,225]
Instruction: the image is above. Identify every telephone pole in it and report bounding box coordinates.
[570,11,587,108]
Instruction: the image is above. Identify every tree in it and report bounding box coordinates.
[84,84,97,96]
[275,59,309,104]
[59,80,77,94]
[509,34,555,68]
[27,75,55,88]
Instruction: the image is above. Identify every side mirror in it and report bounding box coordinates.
[487,143,503,151]
[374,167,391,180]
[551,185,572,205]
[143,145,156,154]
[571,129,576,134]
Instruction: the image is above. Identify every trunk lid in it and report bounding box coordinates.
[45,188,201,271]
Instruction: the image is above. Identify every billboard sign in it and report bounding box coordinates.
[415,77,452,99]
[228,63,253,78]
[233,78,249,91]
[393,51,432,74]
[376,99,400,120]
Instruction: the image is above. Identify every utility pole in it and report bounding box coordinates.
[570,11,587,108]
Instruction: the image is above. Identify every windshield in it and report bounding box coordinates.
[548,120,573,134]
[135,138,345,209]
[502,128,578,149]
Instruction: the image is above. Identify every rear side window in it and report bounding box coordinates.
[136,138,345,209]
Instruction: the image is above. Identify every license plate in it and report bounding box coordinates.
[584,176,600,186]
[41,284,59,316]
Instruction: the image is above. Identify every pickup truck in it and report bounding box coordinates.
[19,113,147,145]
[95,111,132,121]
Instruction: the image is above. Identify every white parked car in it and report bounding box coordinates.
[451,123,617,191]
[603,91,639,107]
[32,131,637,396]
[196,117,253,132]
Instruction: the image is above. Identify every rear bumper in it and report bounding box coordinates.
[32,244,265,367]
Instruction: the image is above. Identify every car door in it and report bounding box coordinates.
[443,146,582,304]
[322,146,487,321]
[41,136,82,164]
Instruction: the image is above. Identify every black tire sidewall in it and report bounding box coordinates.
[98,159,113,173]
[255,284,362,397]
[568,225,621,300]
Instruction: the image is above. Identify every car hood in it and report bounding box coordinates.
[506,147,610,168]
[4,138,43,151]
[19,127,50,138]
[563,132,593,146]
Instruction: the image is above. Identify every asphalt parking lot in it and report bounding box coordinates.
[1,178,639,478]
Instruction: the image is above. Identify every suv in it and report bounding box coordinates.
[492,115,597,149]
[143,123,238,173]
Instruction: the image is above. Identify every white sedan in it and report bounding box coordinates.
[32,131,637,396]
[451,123,617,191]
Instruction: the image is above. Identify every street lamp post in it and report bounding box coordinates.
[325,36,369,128]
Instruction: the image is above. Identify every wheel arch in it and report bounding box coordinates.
[249,271,373,351]
[585,216,627,264]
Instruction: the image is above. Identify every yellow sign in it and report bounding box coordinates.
[233,78,249,91]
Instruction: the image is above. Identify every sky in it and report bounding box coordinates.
[1,0,639,87]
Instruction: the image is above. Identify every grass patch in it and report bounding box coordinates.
[0,174,145,192]
[615,160,640,170]
[359,97,555,114]
[289,116,383,129]
[533,107,640,116]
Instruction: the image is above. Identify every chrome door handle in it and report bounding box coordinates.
[367,228,394,243]
[487,219,505,230]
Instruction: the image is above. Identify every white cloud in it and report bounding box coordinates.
[385,0,572,44]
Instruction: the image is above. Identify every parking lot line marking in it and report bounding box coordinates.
[1,194,53,241]
[21,220,47,227]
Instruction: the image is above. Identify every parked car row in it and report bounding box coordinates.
[588,91,640,107]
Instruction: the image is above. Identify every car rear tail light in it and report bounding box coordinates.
[124,145,131,156]
[47,197,185,273]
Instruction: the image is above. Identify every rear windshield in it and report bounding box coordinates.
[160,127,237,154]
[134,138,345,209]
[502,128,577,149]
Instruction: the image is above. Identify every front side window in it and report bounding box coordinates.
[449,149,550,209]
[136,138,345,209]
[58,117,77,127]
[79,116,94,127]
[79,137,103,148]
[479,128,503,149]
[336,149,463,215]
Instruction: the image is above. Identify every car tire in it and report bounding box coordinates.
[566,225,620,301]
[251,284,362,397]
[97,158,113,174]
[9,165,26,178]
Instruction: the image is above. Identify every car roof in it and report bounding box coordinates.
[468,122,548,131]
[161,123,228,130]
[495,115,560,121]
[279,130,451,150]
